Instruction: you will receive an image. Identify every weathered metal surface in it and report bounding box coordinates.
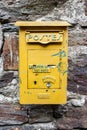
[15,21,69,104]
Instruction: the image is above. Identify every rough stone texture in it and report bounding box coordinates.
[0,0,68,22]
[3,32,19,70]
[0,57,3,74]
[0,0,87,129]
[28,105,54,124]
[0,0,86,25]
[56,101,87,129]
[2,23,18,32]
[0,79,19,103]
[0,122,56,130]
[69,27,87,46]
[68,47,87,95]
[85,0,87,15]
[0,72,14,88]
[0,25,3,55]
[0,103,28,125]
[53,91,87,129]
[36,0,87,25]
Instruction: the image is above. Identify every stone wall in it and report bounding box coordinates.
[0,0,87,130]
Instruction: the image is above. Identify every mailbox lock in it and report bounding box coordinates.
[34,81,37,85]
[46,82,51,88]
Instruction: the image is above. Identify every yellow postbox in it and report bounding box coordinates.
[15,21,70,104]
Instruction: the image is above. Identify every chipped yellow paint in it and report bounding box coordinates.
[15,21,70,104]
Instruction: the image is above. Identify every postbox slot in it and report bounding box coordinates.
[47,65,56,68]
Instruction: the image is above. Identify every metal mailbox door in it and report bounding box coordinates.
[28,49,60,89]
[26,32,63,90]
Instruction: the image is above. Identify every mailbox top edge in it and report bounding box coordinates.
[15,21,71,27]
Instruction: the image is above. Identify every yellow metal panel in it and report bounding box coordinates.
[15,21,71,26]
[15,21,69,104]
[28,49,60,89]
[20,89,67,104]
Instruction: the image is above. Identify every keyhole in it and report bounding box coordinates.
[34,81,37,85]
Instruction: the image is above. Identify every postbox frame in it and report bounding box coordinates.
[15,21,70,104]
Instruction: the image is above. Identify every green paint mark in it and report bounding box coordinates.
[52,50,67,75]
[57,62,62,72]
[57,62,67,75]
[52,50,66,58]
[63,70,68,75]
